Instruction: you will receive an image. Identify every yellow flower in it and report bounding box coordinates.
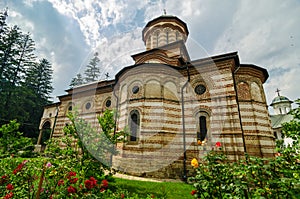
[191,158,199,168]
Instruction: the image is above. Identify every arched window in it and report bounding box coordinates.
[198,116,207,141]
[40,121,51,152]
[129,111,140,142]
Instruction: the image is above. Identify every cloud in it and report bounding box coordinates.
[77,28,145,80]
[1,0,299,105]
[211,0,300,104]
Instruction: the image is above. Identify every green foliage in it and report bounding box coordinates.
[189,100,300,198]
[69,73,84,87]
[0,110,144,198]
[25,58,53,101]
[0,157,112,198]
[112,178,194,199]
[84,52,101,83]
[0,120,34,158]
[0,8,54,139]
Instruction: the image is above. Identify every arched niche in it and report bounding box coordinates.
[145,79,161,98]
[237,81,250,100]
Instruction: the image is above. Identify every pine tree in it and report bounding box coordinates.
[0,9,53,138]
[70,73,84,87]
[84,52,101,83]
[0,8,8,38]
[26,58,53,101]
[23,58,53,137]
[1,29,37,120]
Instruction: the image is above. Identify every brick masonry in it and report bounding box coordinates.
[36,15,275,179]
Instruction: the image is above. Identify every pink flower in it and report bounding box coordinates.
[6,183,14,190]
[215,142,221,148]
[46,162,52,167]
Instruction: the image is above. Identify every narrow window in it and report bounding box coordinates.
[198,116,207,141]
[130,111,139,142]
[156,32,159,47]
[166,31,169,44]
[175,32,179,41]
[273,131,278,139]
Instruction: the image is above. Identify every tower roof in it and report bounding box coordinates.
[270,95,293,106]
[142,15,189,43]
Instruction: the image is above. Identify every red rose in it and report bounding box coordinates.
[6,183,14,190]
[4,192,13,199]
[191,190,197,195]
[101,179,108,188]
[57,179,64,186]
[67,185,77,193]
[84,179,93,190]
[89,177,97,185]
[121,193,125,199]
[215,142,221,148]
[67,171,76,179]
[2,175,7,179]
[70,178,78,184]
[100,188,105,192]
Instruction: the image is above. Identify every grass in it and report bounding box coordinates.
[111,177,195,199]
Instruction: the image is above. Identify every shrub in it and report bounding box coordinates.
[0,120,34,158]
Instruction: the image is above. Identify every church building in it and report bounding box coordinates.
[269,91,294,146]
[36,15,275,179]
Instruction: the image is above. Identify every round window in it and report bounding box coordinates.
[132,86,140,94]
[194,84,206,95]
[85,102,91,110]
[105,99,111,107]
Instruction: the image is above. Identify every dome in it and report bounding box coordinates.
[270,95,293,106]
[142,15,189,50]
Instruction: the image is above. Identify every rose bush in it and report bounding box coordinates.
[189,100,300,198]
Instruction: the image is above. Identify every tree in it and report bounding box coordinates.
[25,58,53,101]
[70,73,84,87]
[0,9,54,139]
[280,98,300,152]
[23,58,53,137]
[0,8,8,38]
[0,120,33,158]
[0,23,24,122]
[84,52,101,83]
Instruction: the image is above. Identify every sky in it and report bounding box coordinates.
[1,0,300,112]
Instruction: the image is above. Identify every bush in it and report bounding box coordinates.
[0,120,34,158]
[189,100,300,198]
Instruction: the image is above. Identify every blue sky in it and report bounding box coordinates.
[1,0,300,111]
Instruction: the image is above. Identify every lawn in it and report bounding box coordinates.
[111,177,195,199]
